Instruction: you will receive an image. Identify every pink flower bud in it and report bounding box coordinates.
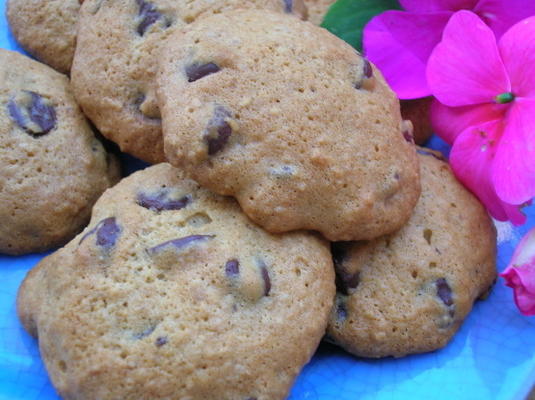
[500,228,535,316]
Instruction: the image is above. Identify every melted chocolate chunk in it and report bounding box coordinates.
[436,278,454,306]
[363,59,373,78]
[136,0,162,36]
[79,217,121,250]
[155,336,168,347]
[133,325,156,339]
[147,234,215,255]
[260,263,271,296]
[354,59,374,89]
[8,92,56,137]
[205,106,232,155]
[137,190,191,212]
[283,0,292,12]
[96,217,121,249]
[186,62,221,82]
[225,259,240,277]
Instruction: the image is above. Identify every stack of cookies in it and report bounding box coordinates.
[4,0,497,399]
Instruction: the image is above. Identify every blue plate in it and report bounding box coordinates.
[1,3,534,398]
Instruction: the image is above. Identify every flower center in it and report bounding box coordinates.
[495,92,515,104]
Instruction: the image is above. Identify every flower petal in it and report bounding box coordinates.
[430,99,506,145]
[510,227,535,267]
[500,228,535,316]
[450,119,526,224]
[492,99,535,205]
[400,0,477,12]
[363,11,451,99]
[476,0,535,38]
[498,16,535,98]
[426,10,510,107]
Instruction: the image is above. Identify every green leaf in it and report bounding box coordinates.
[321,0,401,51]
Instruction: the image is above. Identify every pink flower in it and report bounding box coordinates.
[427,11,535,225]
[363,0,535,99]
[500,228,535,316]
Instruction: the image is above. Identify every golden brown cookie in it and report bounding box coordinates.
[71,0,306,164]
[0,49,119,255]
[6,0,80,74]
[18,163,335,400]
[157,10,420,242]
[327,149,497,358]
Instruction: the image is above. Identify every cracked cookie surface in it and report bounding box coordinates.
[157,10,420,241]
[17,163,335,400]
[327,150,497,358]
[0,49,119,255]
[7,0,80,74]
[72,0,306,163]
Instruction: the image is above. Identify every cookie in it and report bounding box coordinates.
[304,0,335,25]
[17,163,335,400]
[157,10,420,242]
[327,149,497,358]
[400,97,434,145]
[6,0,80,74]
[0,49,120,255]
[71,0,306,164]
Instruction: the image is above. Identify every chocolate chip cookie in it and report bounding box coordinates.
[327,149,497,358]
[0,49,120,255]
[157,10,420,242]
[71,0,306,164]
[17,163,335,399]
[6,0,80,74]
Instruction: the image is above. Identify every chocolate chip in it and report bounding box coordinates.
[136,0,162,36]
[205,106,232,155]
[403,130,414,143]
[147,234,215,255]
[8,92,56,137]
[363,59,373,78]
[186,62,220,82]
[258,260,271,296]
[225,259,240,277]
[137,190,191,212]
[436,278,453,306]
[155,336,168,347]
[417,148,445,161]
[133,325,156,339]
[283,0,292,12]
[96,217,121,249]
[79,217,121,250]
[354,59,374,89]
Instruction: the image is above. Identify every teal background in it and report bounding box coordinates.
[1,1,534,398]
